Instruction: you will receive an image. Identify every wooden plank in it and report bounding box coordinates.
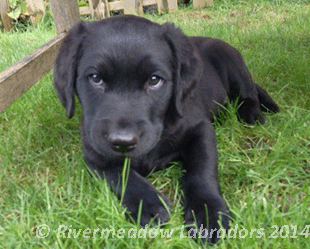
[81,0,212,16]
[79,6,91,15]
[193,0,213,8]
[124,0,135,14]
[167,0,178,11]
[0,0,12,31]
[143,0,157,6]
[0,33,66,113]
[157,0,177,13]
[50,0,80,34]
[79,0,157,14]
[109,1,124,11]
[124,0,143,15]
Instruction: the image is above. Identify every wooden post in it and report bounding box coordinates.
[88,0,99,17]
[88,0,109,18]
[93,0,110,18]
[50,0,80,34]
[157,0,177,14]
[193,0,213,8]
[124,0,143,15]
[101,0,111,18]
[0,0,12,31]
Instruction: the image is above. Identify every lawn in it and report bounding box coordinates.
[0,0,309,248]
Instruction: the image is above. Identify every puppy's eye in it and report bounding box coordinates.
[147,75,164,90]
[88,74,104,86]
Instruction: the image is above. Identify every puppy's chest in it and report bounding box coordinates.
[133,145,180,176]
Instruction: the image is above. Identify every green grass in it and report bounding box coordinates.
[1,1,310,248]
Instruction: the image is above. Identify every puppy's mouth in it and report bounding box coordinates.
[88,130,160,158]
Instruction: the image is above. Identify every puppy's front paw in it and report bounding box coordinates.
[184,204,230,243]
[123,189,170,226]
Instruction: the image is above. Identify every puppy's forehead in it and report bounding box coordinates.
[82,19,171,64]
[89,15,162,39]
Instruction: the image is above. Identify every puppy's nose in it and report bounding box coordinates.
[108,132,138,153]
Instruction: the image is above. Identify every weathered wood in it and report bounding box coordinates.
[0,0,12,31]
[102,0,110,17]
[88,0,100,17]
[157,0,177,14]
[80,2,123,14]
[108,1,123,11]
[93,0,110,18]
[79,6,91,15]
[50,0,80,34]
[25,0,45,25]
[80,0,164,15]
[0,34,66,113]
[143,0,157,6]
[88,0,108,18]
[124,0,143,15]
[26,0,45,13]
[193,0,213,8]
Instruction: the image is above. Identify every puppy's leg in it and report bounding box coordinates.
[204,39,279,124]
[225,50,279,124]
[86,160,170,226]
[224,55,267,125]
[181,121,230,243]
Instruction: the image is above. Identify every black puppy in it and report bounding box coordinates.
[53,15,279,243]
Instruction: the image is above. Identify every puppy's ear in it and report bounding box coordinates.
[162,23,200,117]
[53,21,87,118]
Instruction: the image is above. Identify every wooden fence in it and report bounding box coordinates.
[0,0,213,113]
[79,0,213,17]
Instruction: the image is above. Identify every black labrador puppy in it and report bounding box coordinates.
[53,15,279,243]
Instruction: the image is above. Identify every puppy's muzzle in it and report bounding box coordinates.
[107,131,138,153]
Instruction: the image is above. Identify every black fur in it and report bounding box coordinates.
[54,15,279,243]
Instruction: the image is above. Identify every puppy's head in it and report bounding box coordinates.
[54,16,199,158]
